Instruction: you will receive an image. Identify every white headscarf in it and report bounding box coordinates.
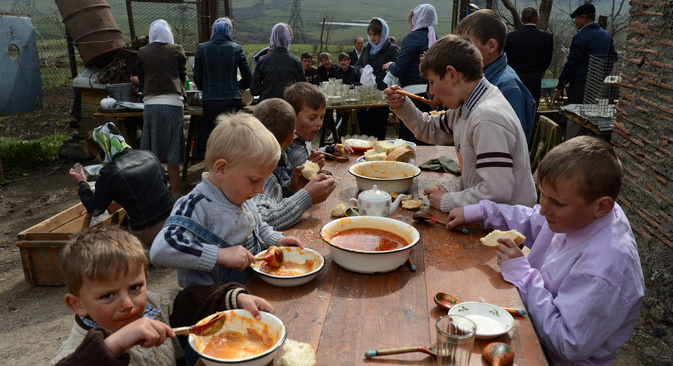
[211,17,234,39]
[411,4,438,49]
[368,17,389,56]
[149,19,174,44]
[269,23,292,49]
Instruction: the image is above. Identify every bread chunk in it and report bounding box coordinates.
[386,145,415,162]
[331,203,348,217]
[280,339,317,366]
[373,141,398,154]
[335,143,346,155]
[401,199,422,210]
[479,230,526,249]
[300,161,320,181]
[364,152,387,161]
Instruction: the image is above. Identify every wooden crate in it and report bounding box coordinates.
[15,202,127,286]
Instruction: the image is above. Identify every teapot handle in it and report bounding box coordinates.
[348,198,360,216]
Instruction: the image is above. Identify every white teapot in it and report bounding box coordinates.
[348,185,404,217]
[100,97,117,109]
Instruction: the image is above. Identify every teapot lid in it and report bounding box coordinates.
[360,185,390,200]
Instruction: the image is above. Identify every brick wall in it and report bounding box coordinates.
[613,0,673,363]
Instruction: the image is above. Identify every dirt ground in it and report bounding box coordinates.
[0,86,659,365]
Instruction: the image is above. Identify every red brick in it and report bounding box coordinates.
[639,70,658,78]
[613,120,629,134]
[655,113,673,122]
[646,60,673,70]
[649,183,673,205]
[636,10,663,15]
[659,39,673,46]
[656,91,673,103]
[641,79,673,91]
[631,224,652,240]
[634,105,650,114]
[629,20,649,28]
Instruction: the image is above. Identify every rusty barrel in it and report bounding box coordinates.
[55,0,125,67]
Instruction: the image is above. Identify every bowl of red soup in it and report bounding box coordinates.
[189,309,287,366]
[348,161,421,194]
[251,247,325,287]
[320,216,420,274]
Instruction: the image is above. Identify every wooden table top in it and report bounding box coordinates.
[245,145,548,366]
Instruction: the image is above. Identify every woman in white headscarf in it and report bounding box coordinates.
[191,17,252,160]
[250,23,306,101]
[135,19,186,198]
[353,17,399,140]
[382,4,438,144]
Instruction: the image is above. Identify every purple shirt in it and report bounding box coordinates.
[464,200,644,365]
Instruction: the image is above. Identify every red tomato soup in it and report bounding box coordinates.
[329,228,408,251]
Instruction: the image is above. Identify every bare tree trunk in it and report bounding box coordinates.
[319,17,326,54]
[501,0,522,28]
[538,0,554,30]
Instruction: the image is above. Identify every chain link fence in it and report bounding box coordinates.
[127,0,200,55]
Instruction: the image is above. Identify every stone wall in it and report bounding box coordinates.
[613,0,673,363]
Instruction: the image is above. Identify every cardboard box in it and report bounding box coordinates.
[15,202,127,285]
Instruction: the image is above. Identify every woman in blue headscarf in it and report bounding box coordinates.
[191,17,252,160]
[354,17,399,140]
[250,23,306,101]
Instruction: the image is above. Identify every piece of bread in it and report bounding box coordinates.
[335,143,346,155]
[280,339,317,366]
[386,145,415,162]
[331,203,348,217]
[373,141,398,154]
[479,230,526,249]
[364,152,387,161]
[401,199,422,210]
[300,161,320,181]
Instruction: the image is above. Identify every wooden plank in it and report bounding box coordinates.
[17,203,86,239]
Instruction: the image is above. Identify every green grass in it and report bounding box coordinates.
[0,133,69,180]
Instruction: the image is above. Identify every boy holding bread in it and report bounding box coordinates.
[150,113,303,286]
[252,98,336,229]
[446,136,644,365]
[385,35,536,212]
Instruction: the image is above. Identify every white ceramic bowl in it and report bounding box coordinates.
[189,310,287,366]
[448,302,514,339]
[357,156,414,164]
[348,161,421,194]
[319,216,420,274]
[251,247,325,287]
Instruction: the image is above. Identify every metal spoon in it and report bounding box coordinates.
[364,344,437,358]
[434,292,527,317]
[412,211,469,234]
[254,245,284,268]
[173,311,226,336]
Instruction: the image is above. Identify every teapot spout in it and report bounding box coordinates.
[389,193,405,215]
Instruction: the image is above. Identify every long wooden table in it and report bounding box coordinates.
[246,145,548,365]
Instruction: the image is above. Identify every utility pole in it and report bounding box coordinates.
[289,0,306,43]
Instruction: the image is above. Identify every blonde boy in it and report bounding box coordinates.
[150,113,302,286]
[252,98,336,229]
[446,136,645,365]
[385,34,536,212]
[52,225,272,365]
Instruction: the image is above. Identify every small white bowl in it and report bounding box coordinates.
[251,247,324,287]
[320,216,420,274]
[448,302,514,339]
[189,310,287,366]
[348,161,421,194]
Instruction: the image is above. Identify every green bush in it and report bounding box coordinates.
[0,133,68,180]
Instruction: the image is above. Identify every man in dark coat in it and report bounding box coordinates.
[505,7,553,107]
[347,37,365,66]
[555,3,618,103]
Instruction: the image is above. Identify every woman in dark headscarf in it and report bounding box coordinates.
[191,17,252,160]
[135,19,186,198]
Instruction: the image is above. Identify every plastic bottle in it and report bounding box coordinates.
[185,76,190,90]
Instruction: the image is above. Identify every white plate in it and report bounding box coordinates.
[448,302,514,339]
[357,140,416,163]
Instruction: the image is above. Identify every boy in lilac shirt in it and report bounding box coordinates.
[446,136,644,365]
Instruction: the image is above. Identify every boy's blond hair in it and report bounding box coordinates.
[538,136,622,203]
[253,98,296,143]
[205,112,281,169]
[454,9,507,55]
[420,34,483,82]
[62,226,147,296]
[284,82,326,115]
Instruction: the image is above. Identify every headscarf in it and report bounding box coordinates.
[368,17,389,56]
[92,122,131,165]
[269,23,292,49]
[211,17,234,39]
[149,19,174,44]
[410,4,438,49]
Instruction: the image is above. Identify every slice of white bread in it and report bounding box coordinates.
[373,141,398,154]
[280,339,317,366]
[480,230,526,249]
[401,199,422,210]
[364,152,387,161]
[386,145,415,162]
[300,161,320,181]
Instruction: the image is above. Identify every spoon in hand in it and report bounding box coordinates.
[395,89,442,107]
[173,311,226,336]
[254,246,284,268]
[412,211,469,234]
[434,292,527,317]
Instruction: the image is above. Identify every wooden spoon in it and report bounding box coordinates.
[254,246,284,268]
[434,292,527,317]
[364,344,437,358]
[412,211,469,234]
[172,311,226,336]
[395,89,442,107]
[322,151,350,162]
[483,342,515,366]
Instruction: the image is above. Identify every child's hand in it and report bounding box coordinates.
[338,144,354,155]
[304,174,336,204]
[446,207,466,230]
[288,166,308,192]
[495,238,525,265]
[308,150,325,168]
[385,85,404,109]
[217,246,255,271]
[69,165,87,184]
[276,236,304,249]
[424,185,447,211]
[237,293,274,320]
[104,317,175,356]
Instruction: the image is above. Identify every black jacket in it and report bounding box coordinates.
[193,34,252,100]
[251,47,306,101]
[504,24,553,102]
[355,40,399,90]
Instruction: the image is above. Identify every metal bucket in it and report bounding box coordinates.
[55,0,125,67]
[106,83,133,102]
